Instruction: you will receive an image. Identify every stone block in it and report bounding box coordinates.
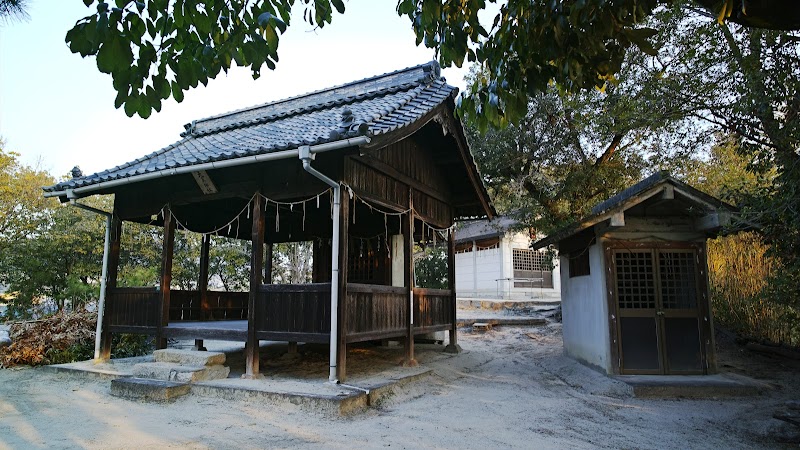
[133,362,230,383]
[153,349,226,366]
[110,377,190,402]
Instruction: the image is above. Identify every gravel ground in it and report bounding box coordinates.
[0,323,798,449]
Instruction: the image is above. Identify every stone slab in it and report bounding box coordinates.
[132,362,230,383]
[111,377,191,402]
[615,372,770,398]
[190,379,367,416]
[153,349,226,366]
[457,317,547,327]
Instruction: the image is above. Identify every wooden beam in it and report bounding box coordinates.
[662,185,675,200]
[157,208,176,350]
[444,229,461,353]
[199,234,211,319]
[336,187,350,382]
[194,233,211,351]
[99,213,122,360]
[609,211,625,228]
[190,170,219,194]
[244,194,265,379]
[696,210,731,231]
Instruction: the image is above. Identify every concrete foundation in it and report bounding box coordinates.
[111,378,191,402]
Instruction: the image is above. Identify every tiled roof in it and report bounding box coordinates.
[455,216,521,242]
[45,61,454,193]
[531,172,741,249]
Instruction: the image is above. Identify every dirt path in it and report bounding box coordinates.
[0,324,797,449]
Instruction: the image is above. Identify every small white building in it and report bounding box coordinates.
[454,217,560,300]
[533,173,745,375]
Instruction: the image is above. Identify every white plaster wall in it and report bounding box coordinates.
[455,231,563,299]
[560,243,612,373]
[454,246,503,298]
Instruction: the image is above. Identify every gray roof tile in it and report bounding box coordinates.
[46,61,453,193]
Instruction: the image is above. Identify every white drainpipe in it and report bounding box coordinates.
[299,137,370,383]
[69,200,112,360]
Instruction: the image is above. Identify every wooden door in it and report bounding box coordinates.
[613,248,705,375]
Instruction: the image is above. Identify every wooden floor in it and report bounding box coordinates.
[163,320,248,341]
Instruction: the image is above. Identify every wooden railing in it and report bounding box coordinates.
[254,283,332,342]
[106,287,160,331]
[169,290,248,321]
[345,283,408,343]
[414,287,454,333]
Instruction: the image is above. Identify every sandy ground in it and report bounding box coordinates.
[0,323,798,450]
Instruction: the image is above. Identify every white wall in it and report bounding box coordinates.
[560,242,613,373]
[455,231,562,299]
[455,244,503,298]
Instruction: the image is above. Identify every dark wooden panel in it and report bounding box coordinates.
[254,283,332,335]
[163,327,247,341]
[170,290,249,321]
[106,288,161,328]
[344,158,407,209]
[255,331,330,343]
[413,287,454,329]
[370,139,450,195]
[412,190,452,229]
[344,283,407,338]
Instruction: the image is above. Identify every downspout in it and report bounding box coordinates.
[298,136,370,383]
[68,197,112,361]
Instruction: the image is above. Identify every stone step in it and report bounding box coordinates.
[111,377,190,402]
[153,349,226,366]
[132,362,230,383]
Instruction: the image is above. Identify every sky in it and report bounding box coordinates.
[0,1,471,179]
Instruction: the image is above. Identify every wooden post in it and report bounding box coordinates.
[98,214,122,360]
[403,198,417,366]
[445,229,461,353]
[244,194,265,379]
[195,233,211,350]
[156,208,176,350]
[336,187,350,381]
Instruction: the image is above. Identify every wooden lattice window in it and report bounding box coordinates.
[513,248,548,271]
[615,251,656,309]
[513,248,554,288]
[659,251,697,309]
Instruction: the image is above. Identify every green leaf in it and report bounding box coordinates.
[264,25,278,50]
[171,81,184,103]
[96,35,133,74]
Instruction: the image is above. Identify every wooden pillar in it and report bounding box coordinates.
[244,194,265,379]
[195,233,211,350]
[156,208,176,350]
[98,214,122,360]
[403,200,417,366]
[445,229,461,353]
[336,187,350,381]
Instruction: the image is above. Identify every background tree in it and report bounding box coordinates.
[0,0,28,23]
[271,241,312,284]
[65,0,799,119]
[399,0,800,129]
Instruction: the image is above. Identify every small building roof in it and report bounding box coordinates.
[44,61,491,218]
[532,171,746,250]
[455,216,521,243]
